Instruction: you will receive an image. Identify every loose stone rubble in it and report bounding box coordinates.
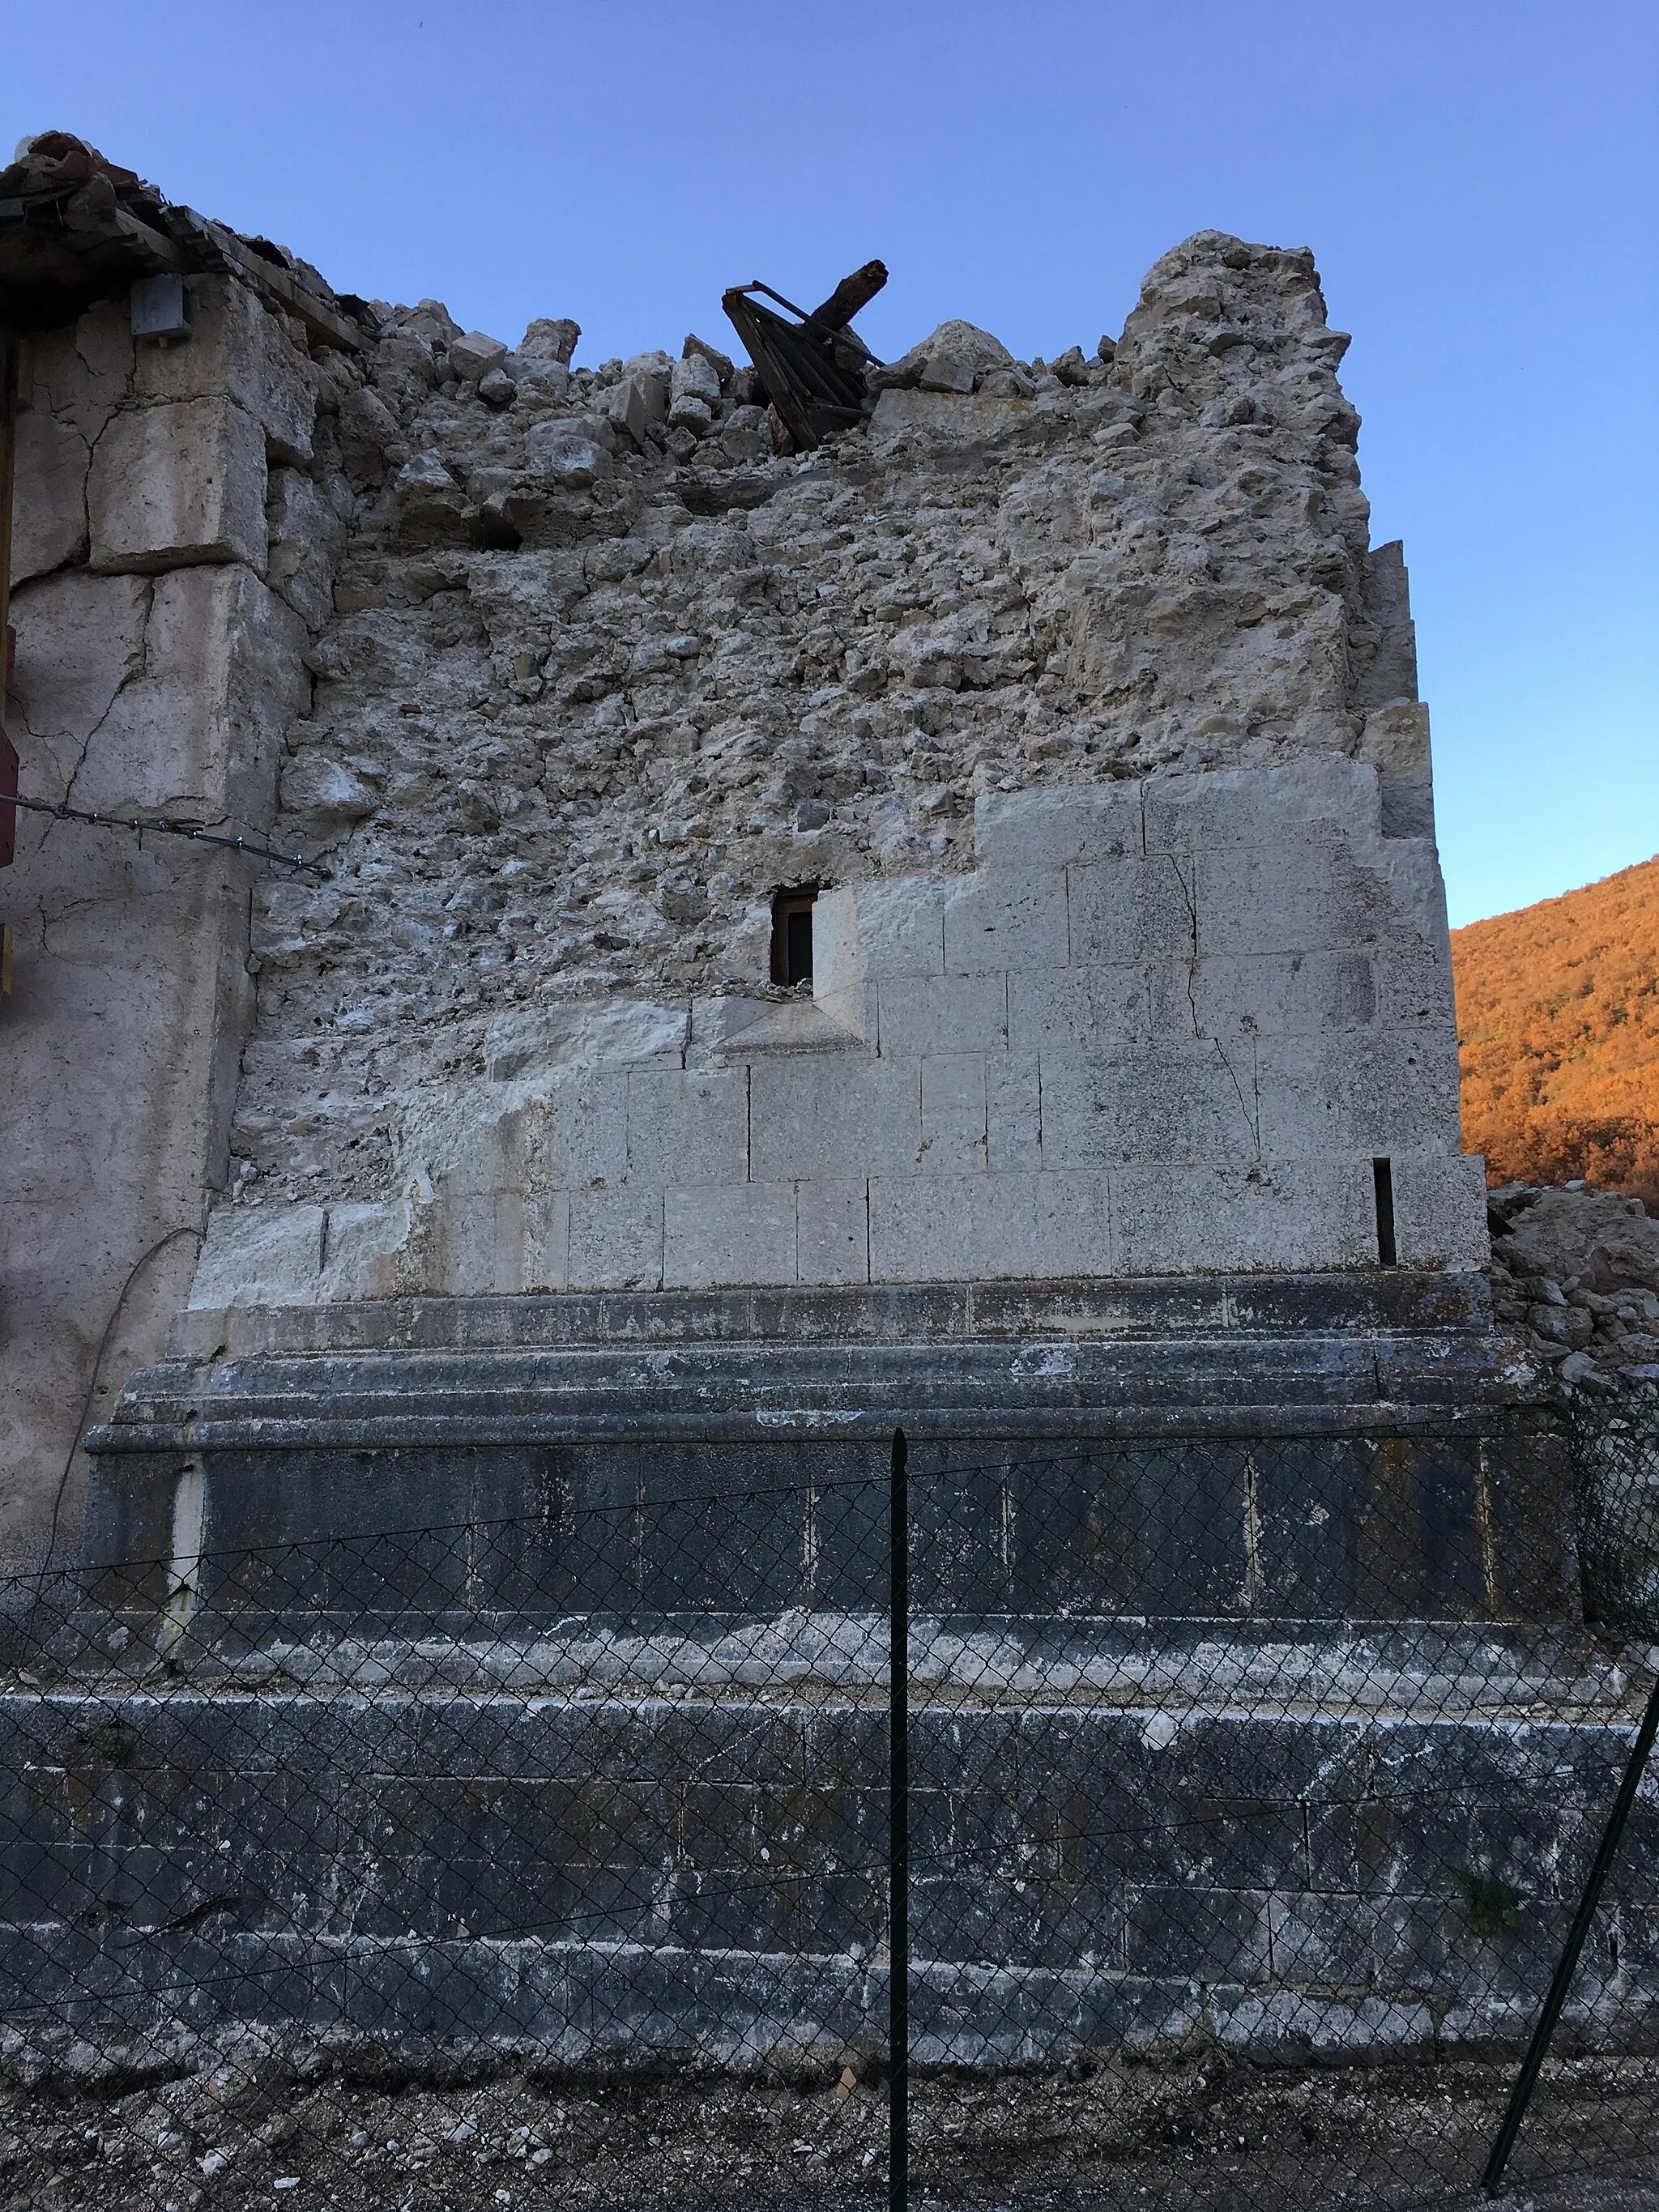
[1486,1182,1659,1393]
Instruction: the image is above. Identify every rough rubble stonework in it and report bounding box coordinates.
[206,228,1464,1300]
[1486,1181,1659,1392]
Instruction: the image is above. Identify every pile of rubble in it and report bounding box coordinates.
[1486,1182,1659,1392]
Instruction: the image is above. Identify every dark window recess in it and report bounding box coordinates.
[770,890,817,987]
[1373,1157,1397,1268]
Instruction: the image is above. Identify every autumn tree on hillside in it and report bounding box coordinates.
[1452,855,1659,1207]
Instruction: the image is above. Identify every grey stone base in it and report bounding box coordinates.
[83,1270,1559,1630]
[2,1669,1655,2075]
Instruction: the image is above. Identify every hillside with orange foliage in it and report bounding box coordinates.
[1452,855,1659,1208]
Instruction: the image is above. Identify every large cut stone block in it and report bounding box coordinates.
[920,1055,988,1174]
[974,782,1143,869]
[1009,966,1152,1056]
[134,275,318,467]
[1193,843,1436,961]
[193,1205,325,1306]
[750,1059,921,1183]
[796,1178,870,1284]
[11,404,90,582]
[987,1054,1043,1170]
[665,1180,796,1289]
[1114,1160,1377,1273]
[542,1072,630,1189]
[1144,758,1379,853]
[1390,1154,1490,1269]
[875,973,1008,1057]
[625,1069,750,1187]
[569,1187,663,1290]
[87,565,307,822]
[1256,1033,1463,1158]
[869,1170,1114,1281]
[88,397,268,573]
[7,570,148,754]
[1066,854,1195,964]
[943,868,1068,975]
[1038,1044,1259,1168]
[1179,950,1377,1040]
[814,878,947,987]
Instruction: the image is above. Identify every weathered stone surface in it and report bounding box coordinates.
[10,403,90,581]
[87,395,268,573]
[133,274,317,466]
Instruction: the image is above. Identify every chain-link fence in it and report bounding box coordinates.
[2,1399,1657,2209]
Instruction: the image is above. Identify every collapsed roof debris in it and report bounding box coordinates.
[721,258,887,451]
[0,130,373,350]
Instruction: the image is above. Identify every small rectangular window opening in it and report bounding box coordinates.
[770,888,817,987]
[1373,1157,1397,1268]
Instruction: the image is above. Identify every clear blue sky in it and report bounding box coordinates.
[6,0,1653,926]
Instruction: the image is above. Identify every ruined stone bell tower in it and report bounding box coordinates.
[7,139,1585,2078]
[0,136,1515,1590]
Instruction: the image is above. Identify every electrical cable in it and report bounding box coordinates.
[3,791,324,874]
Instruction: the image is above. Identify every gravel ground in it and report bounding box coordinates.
[3,2048,1657,2212]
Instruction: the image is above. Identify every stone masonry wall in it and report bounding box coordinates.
[2,275,348,1561]
[190,227,1479,1310]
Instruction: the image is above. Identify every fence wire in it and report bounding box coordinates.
[0,1399,1656,2210]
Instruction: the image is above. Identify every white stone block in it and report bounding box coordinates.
[974,781,1143,869]
[1179,950,1376,1040]
[1066,855,1194,964]
[266,468,347,629]
[485,996,689,1080]
[1255,1033,1463,1158]
[987,1054,1043,1170]
[942,868,1068,975]
[920,1055,987,1174]
[1009,966,1151,1056]
[1114,1160,1376,1274]
[541,1070,629,1188]
[1373,940,1456,1029]
[814,879,946,988]
[568,1187,663,1290]
[316,1200,415,1302]
[189,1204,323,1308]
[750,1057,921,1183]
[134,275,317,466]
[1368,836,1449,944]
[1358,701,1435,839]
[876,972,1007,1057]
[1038,1044,1258,1168]
[1143,757,1379,853]
[440,1190,527,1294]
[1193,846,1388,960]
[665,1180,795,1289]
[689,993,867,1062]
[12,404,89,582]
[797,1178,869,1285]
[626,1068,749,1187]
[89,396,268,573]
[868,1170,1114,1282]
[8,570,149,747]
[1388,1154,1490,1269]
[86,565,307,824]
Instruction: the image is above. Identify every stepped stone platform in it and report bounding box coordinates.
[5,1270,1653,2079]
